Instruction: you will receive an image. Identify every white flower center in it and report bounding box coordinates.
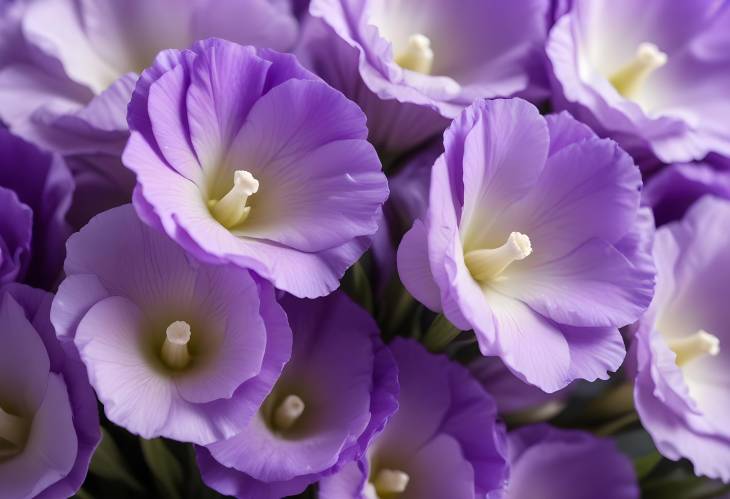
[272,394,305,431]
[395,34,434,74]
[464,232,532,283]
[161,320,192,370]
[0,406,27,458]
[609,42,667,99]
[667,329,720,367]
[209,170,259,228]
[373,468,410,496]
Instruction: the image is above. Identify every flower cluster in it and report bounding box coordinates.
[0,0,729,498]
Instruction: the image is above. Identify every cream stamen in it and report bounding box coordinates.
[209,170,259,228]
[373,468,410,495]
[465,232,532,283]
[273,394,305,431]
[161,320,192,369]
[609,42,667,98]
[395,34,434,74]
[668,329,720,367]
[0,406,26,457]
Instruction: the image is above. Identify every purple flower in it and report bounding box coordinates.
[0,128,73,289]
[505,424,639,499]
[195,292,399,498]
[51,204,292,445]
[124,38,388,298]
[643,161,730,226]
[0,0,299,225]
[398,98,655,392]
[547,0,730,163]
[299,0,550,153]
[0,283,99,499]
[632,196,730,481]
[319,338,508,498]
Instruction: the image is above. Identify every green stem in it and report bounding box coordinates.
[423,314,462,352]
[595,411,639,436]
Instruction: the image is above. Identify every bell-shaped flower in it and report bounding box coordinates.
[547,0,730,163]
[299,0,551,154]
[632,196,730,481]
[0,129,73,289]
[398,98,655,392]
[505,424,639,499]
[196,292,399,498]
[0,0,298,224]
[0,283,99,499]
[51,205,292,445]
[124,38,388,298]
[319,338,508,499]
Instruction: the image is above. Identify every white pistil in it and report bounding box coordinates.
[0,406,26,455]
[464,232,532,283]
[668,330,720,367]
[209,170,259,228]
[161,320,192,370]
[373,469,410,495]
[273,395,305,431]
[395,34,434,74]
[609,42,667,98]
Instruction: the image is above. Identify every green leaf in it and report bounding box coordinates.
[141,438,184,499]
[634,451,663,480]
[342,262,373,314]
[88,428,144,492]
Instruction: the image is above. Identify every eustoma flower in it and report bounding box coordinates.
[632,196,730,481]
[547,0,730,163]
[0,129,73,289]
[0,284,99,499]
[51,205,292,445]
[124,38,388,298]
[0,0,298,224]
[319,339,508,498]
[300,0,550,153]
[196,292,398,498]
[398,98,655,392]
[505,424,639,498]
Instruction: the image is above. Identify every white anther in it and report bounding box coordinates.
[161,320,192,369]
[465,232,532,283]
[395,34,434,74]
[273,395,305,431]
[668,329,720,367]
[609,42,667,98]
[210,170,259,228]
[373,468,410,495]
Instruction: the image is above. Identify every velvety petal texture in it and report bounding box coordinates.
[505,424,639,499]
[632,196,730,481]
[0,128,73,289]
[0,283,99,499]
[124,38,388,298]
[51,204,292,445]
[398,99,654,392]
[0,0,299,226]
[547,0,730,163]
[299,0,551,153]
[320,338,509,498]
[196,292,399,498]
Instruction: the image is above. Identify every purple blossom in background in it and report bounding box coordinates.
[0,128,73,289]
[124,38,388,298]
[632,196,730,481]
[0,0,298,226]
[505,424,639,499]
[0,283,99,499]
[643,161,730,226]
[51,205,292,445]
[299,0,550,153]
[319,338,508,498]
[547,0,730,163]
[196,292,398,498]
[398,98,655,392]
